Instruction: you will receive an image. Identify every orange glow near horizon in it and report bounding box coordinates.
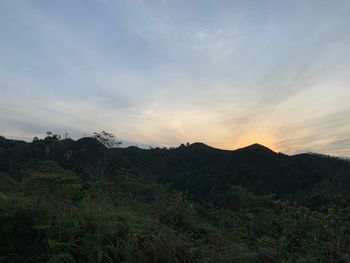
[223,133,279,152]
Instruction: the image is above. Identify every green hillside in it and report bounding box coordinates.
[1,134,350,262]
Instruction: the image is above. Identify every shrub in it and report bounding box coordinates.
[157,192,197,232]
[23,161,83,202]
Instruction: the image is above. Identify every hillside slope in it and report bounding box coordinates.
[1,136,350,207]
[1,135,350,262]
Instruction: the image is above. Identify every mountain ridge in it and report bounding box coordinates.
[2,135,350,261]
[1,135,350,207]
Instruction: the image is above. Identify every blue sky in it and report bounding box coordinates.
[1,0,350,156]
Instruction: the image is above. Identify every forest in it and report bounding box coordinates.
[1,132,350,262]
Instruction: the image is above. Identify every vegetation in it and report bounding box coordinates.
[1,134,350,262]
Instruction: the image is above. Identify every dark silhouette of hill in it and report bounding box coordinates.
[114,142,346,203]
[3,135,350,261]
[1,136,350,207]
[235,143,277,154]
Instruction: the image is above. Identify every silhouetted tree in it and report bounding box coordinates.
[63,132,70,140]
[93,131,121,148]
[91,131,122,182]
[45,131,61,141]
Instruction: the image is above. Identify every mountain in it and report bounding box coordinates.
[1,136,350,208]
[2,135,350,262]
[114,142,350,206]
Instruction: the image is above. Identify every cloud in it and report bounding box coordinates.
[1,0,350,156]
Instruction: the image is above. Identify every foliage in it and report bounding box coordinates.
[1,136,350,262]
[86,131,123,182]
[22,160,83,202]
[0,192,7,208]
[93,131,122,148]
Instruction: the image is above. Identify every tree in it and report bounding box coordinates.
[63,132,70,140]
[91,131,122,182]
[45,131,61,141]
[93,131,122,148]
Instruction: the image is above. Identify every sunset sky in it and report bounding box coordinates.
[1,0,350,156]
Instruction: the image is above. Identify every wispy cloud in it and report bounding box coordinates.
[1,0,350,155]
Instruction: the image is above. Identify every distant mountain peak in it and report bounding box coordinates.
[189,142,210,148]
[247,143,271,149]
[236,143,276,154]
[187,142,225,151]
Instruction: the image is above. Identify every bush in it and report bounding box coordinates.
[0,196,46,262]
[0,192,6,208]
[157,192,197,232]
[23,161,83,202]
[138,228,194,263]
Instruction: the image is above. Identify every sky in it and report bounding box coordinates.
[1,0,350,156]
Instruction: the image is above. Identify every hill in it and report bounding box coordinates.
[1,136,350,207]
[1,135,350,262]
[115,142,350,207]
